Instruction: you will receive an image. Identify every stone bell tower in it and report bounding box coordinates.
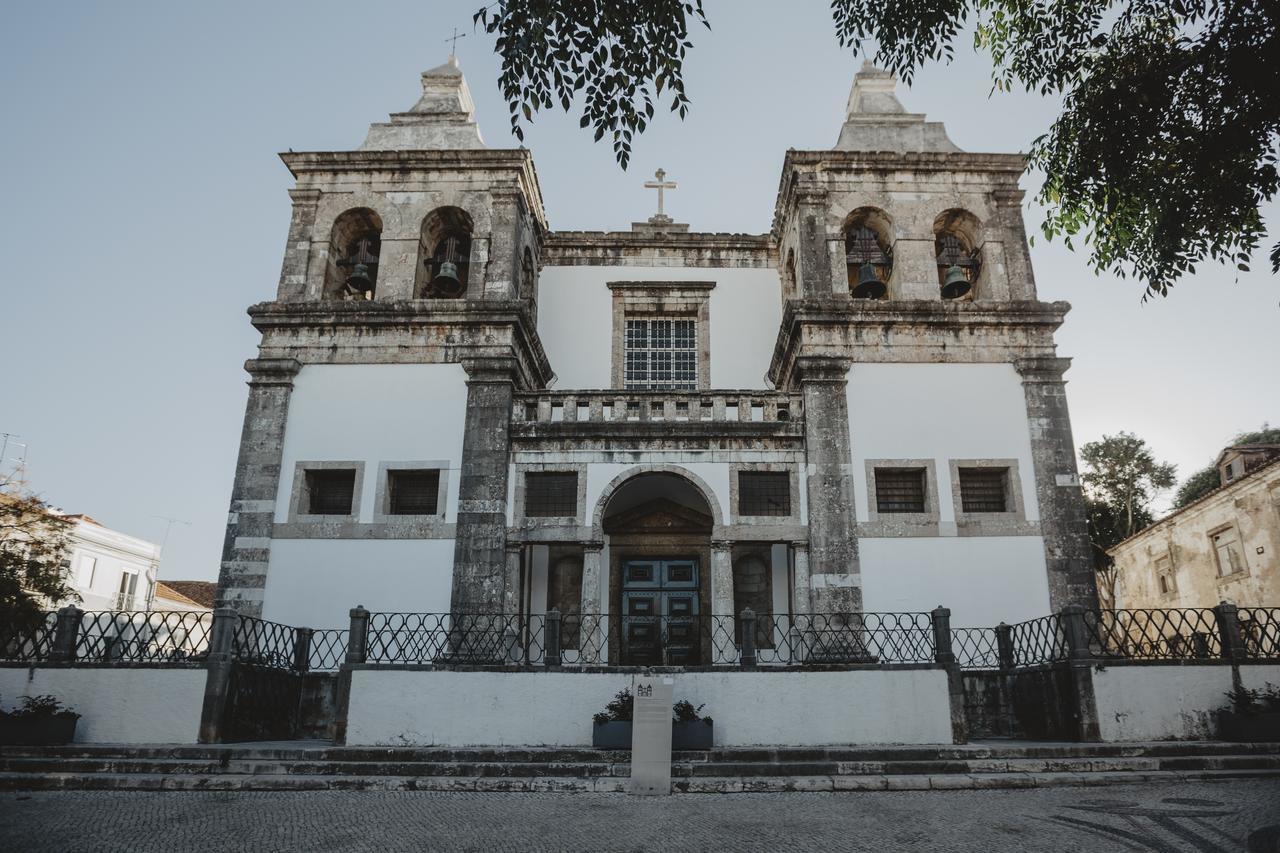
[216,58,552,617]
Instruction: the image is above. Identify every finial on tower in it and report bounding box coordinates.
[445,27,466,62]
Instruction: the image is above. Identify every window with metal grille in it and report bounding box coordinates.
[624,317,697,390]
[957,467,1009,513]
[875,468,926,513]
[388,469,441,515]
[738,472,791,516]
[525,472,578,517]
[305,469,356,515]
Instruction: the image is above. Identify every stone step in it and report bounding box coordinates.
[2,767,1276,794]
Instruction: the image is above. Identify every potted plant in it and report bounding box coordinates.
[1217,683,1280,742]
[0,695,81,746]
[591,689,715,749]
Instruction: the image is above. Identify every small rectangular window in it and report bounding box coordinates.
[958,467,1009,513]
[388,469,441,515]
[875,468,926,513]
[305,469,356,515]
[739,471,791,517]
[525,472,578,517]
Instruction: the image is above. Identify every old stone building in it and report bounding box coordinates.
[1111,445,1280,610]
[215,57,1095,645]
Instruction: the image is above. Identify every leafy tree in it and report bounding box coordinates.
[474,1,1280,296]
[1172,423,1280,507]
[1079,432,1175,603]
[0,486,75,620]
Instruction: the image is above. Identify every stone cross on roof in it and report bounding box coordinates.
[643,168,677,222]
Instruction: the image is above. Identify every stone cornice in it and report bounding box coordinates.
[542,230,775,268]
[768,298,1071,389]
[279,149,547,230]
[247,299,554,390]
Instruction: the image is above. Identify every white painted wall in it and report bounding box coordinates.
[860,538,1052,627]
[537,265,782,389]
[263,363,468,629]
[345,668,953,746]
[847,363,1040,523]
[848,363,1048,626]
[0,667,204,743]
[262,539,455,628]
[1093,665,1230,741]
[273,363,468,524]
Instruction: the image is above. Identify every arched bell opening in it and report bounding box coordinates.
[843,207,894,299]
[416,206,474,298]
[600,472,715,666]
[324,208,383,300]
[934,209,983,301]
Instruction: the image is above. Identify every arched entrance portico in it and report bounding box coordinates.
[590,468,733,666]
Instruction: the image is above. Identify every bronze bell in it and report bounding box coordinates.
[851,262,887,300]
[941,265,971,300]
[343,263,374,298]
[431,260,465,297]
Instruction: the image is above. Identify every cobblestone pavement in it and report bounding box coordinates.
[1,781,1278,852]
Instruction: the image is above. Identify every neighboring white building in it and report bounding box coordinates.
[216,58,1096,643]
[61,515,161,612]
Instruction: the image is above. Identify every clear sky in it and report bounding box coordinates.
[2,1,1275,583]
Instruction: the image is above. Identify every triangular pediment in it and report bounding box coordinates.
[603,497,713,535]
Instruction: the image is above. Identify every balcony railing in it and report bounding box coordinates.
[513,390,803,426]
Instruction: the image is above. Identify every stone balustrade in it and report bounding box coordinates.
[513,390,803,425]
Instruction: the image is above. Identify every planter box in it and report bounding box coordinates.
[591,720,715,750]
[1218,711,1280,743]
[0,714,79,746]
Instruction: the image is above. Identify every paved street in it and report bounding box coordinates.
[1,780,1278,852]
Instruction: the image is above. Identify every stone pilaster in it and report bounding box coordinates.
[797,356,862,614]
[216,357,301,615]
[449,357,518,612]
[790,541,811,615]
[1015,357,1097,609]
[503,542,523,614]
[710,540,735,664]
[483,188,523,300]
[579,542,604,664]
[796,186,835,297]
[277,189,320,302]
[993,189,1036,300]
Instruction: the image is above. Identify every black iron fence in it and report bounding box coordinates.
[2,602,1277,672]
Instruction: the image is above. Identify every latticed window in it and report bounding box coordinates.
[738,472,791,516]
[525,472,578,517]
[624,317,697,390]
[388,469,441,515]
[875,468,926,513]
[957,467,1009,513]
[305,469,356,515]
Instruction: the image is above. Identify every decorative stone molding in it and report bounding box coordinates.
[607,280,714,390]
[285,460,366,525]
[862,459,942,537]
[947,458,1039,537]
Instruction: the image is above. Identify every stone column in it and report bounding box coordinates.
[1015,357,1097,609]
[503,542,523,615]
[797,357,862,614]
[482,188,523,300]
[216,357,301,616]
[278,188,320,302]
[449,357,517,613]
[710,540,735,664]
[795,186,835,297]
[579,542,604,664]
[790,541,811,615]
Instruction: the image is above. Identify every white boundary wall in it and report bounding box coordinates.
[345,668,953,747]
[0,667,205,743]
[1092,664,1280,741]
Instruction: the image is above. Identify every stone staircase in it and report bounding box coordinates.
[2,741,1277,793]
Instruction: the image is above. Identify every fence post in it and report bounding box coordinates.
[740,608,757,667]
[1213,600,1245,662]
[48,605,83,663]
[293,627,313,673]
[930,606,955,664]
[1060,605,1091,661]
[345,606,369,664]
[198,607,239,743]
[544,609,562,667]
[995,623,1015,670]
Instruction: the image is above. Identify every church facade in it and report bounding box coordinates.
[215,58,1096,647]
